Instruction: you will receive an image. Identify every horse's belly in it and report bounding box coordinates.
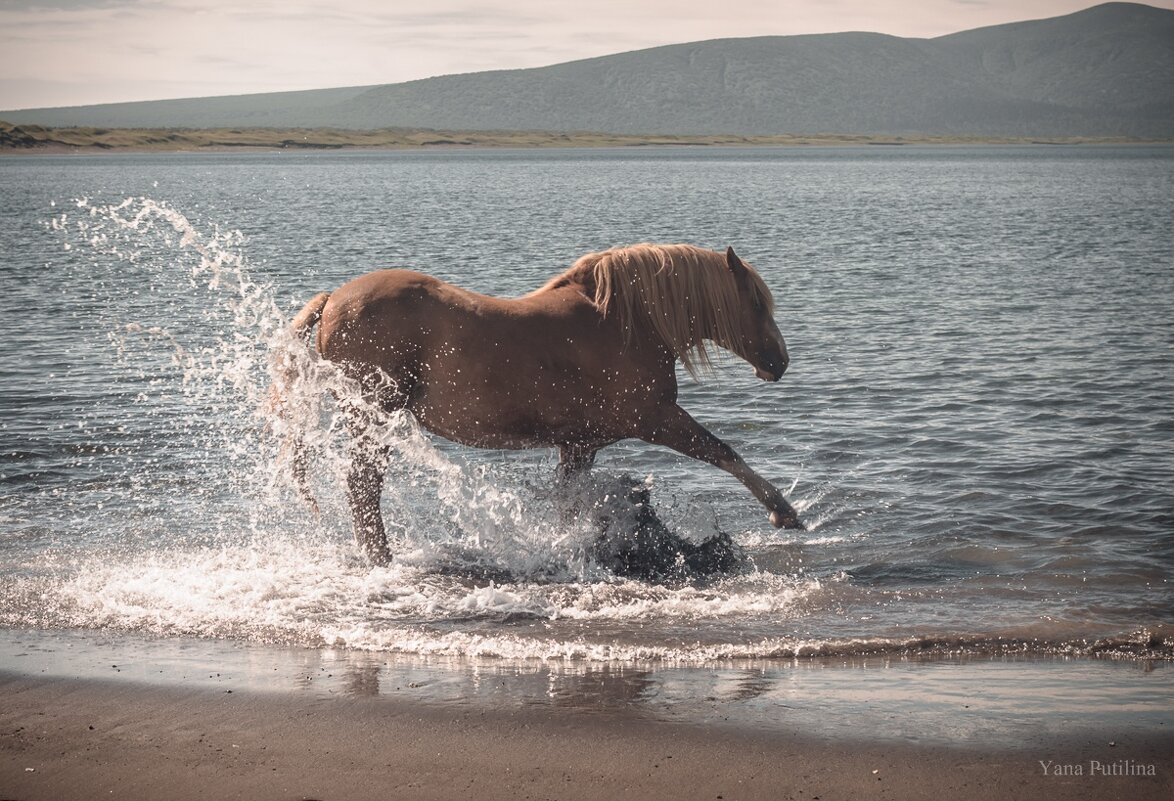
[409,374,601,450]
[413,407,556,450]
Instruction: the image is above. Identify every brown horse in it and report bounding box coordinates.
[283,244,803,564]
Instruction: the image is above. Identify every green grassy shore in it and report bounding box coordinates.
[1,120,1160,152]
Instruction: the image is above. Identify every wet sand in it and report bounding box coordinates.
[2,669,1171,801]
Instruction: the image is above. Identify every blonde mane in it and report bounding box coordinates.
[549,244,775,377]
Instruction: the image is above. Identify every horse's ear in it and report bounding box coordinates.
[726,246,747,275]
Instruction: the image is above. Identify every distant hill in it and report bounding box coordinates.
[3,2,1172,137]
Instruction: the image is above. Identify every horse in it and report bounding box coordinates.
[280,243,803,565]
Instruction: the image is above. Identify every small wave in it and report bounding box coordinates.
[1,533,1168,665]
[314,623,1174,663]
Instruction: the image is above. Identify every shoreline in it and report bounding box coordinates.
[3,667,1171,801]
[3,121,1171,154]
[1,627,1172,799]
[2,628,1171,742]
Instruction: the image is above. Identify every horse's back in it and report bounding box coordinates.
[320,268,592,352]
[316,267,567,383]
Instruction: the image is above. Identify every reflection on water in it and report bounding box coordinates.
[2,628,1169,748]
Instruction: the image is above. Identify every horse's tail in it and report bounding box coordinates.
[290,291,331,348]
[272,292,331,515]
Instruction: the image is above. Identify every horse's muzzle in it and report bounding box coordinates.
[753,343,789,381]
[755,362,787,382]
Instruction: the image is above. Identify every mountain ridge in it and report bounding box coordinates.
[3,2,1171,137]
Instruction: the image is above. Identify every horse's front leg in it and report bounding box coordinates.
[557,443,597,482]
[346,440,392,565]
[554,444,598,521]
[641,405,803,530]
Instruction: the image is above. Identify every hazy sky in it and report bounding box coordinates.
[3,0,1172,110]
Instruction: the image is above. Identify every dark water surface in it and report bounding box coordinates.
[0,146,1171,664]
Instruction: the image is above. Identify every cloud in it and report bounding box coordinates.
[0,0,136,10]
[365,6,548,27]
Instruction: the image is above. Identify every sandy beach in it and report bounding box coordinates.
[2,665,1171,801]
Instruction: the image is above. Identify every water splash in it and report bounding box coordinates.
[51,197,607,577]
[49,198,757,581]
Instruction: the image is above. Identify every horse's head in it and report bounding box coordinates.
[723,247,790,382]
[580,243,790,380]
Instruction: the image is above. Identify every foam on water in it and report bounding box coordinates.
[4,537,836,660]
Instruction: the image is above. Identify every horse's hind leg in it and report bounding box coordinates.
[341,391,396,565]
[337,369,411,565]
[346,437,392,565]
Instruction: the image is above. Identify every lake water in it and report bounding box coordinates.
[0,145,1171,666]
